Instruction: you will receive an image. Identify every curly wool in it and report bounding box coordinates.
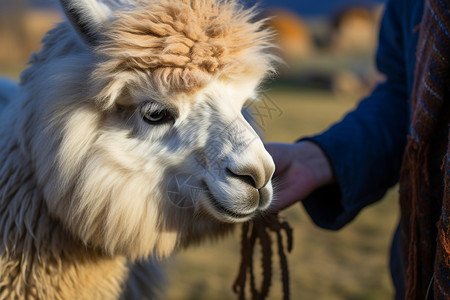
[92,0,276,108]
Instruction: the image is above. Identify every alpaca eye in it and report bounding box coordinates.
[144,110,168,123]
[140,102,173,125]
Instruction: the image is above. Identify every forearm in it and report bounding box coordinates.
[300,0,410,229]
[302,83,409,229]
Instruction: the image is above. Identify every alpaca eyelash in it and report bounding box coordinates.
[140,101,164,114]
[140,101,174,125]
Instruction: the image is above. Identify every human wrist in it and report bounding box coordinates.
[294,140,335,188]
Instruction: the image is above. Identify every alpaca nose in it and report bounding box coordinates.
[227,160,273,190]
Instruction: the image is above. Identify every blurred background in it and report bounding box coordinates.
[0,0,399,299]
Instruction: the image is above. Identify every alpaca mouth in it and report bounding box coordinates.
[209,195,255,220]
[201,180,260,222]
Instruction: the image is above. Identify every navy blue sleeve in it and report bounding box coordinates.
[301,0,410,230]
[0,78,18,110]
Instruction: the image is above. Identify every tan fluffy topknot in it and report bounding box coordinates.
[92,0,276,108]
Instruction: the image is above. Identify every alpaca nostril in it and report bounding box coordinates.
[226,167,264,189]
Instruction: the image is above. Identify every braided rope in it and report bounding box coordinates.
[233,214,293,300]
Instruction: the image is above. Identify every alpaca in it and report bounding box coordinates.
[0,0,277,298]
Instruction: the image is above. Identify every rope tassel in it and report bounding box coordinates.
[233,214,293,300]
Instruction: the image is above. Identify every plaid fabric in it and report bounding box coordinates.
[399,0,450,298]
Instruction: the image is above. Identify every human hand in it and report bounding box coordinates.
[265,141,334,212]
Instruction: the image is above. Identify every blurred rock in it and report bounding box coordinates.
[264,9,314,62]
[329,5,383,54]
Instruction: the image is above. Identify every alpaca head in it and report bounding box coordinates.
[29,0,277,259]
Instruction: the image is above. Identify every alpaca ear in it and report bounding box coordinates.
[59,0,135,47]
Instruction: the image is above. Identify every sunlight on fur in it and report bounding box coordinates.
[0,0,277,299]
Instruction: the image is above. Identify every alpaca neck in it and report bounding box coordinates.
[0,124,129,299]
